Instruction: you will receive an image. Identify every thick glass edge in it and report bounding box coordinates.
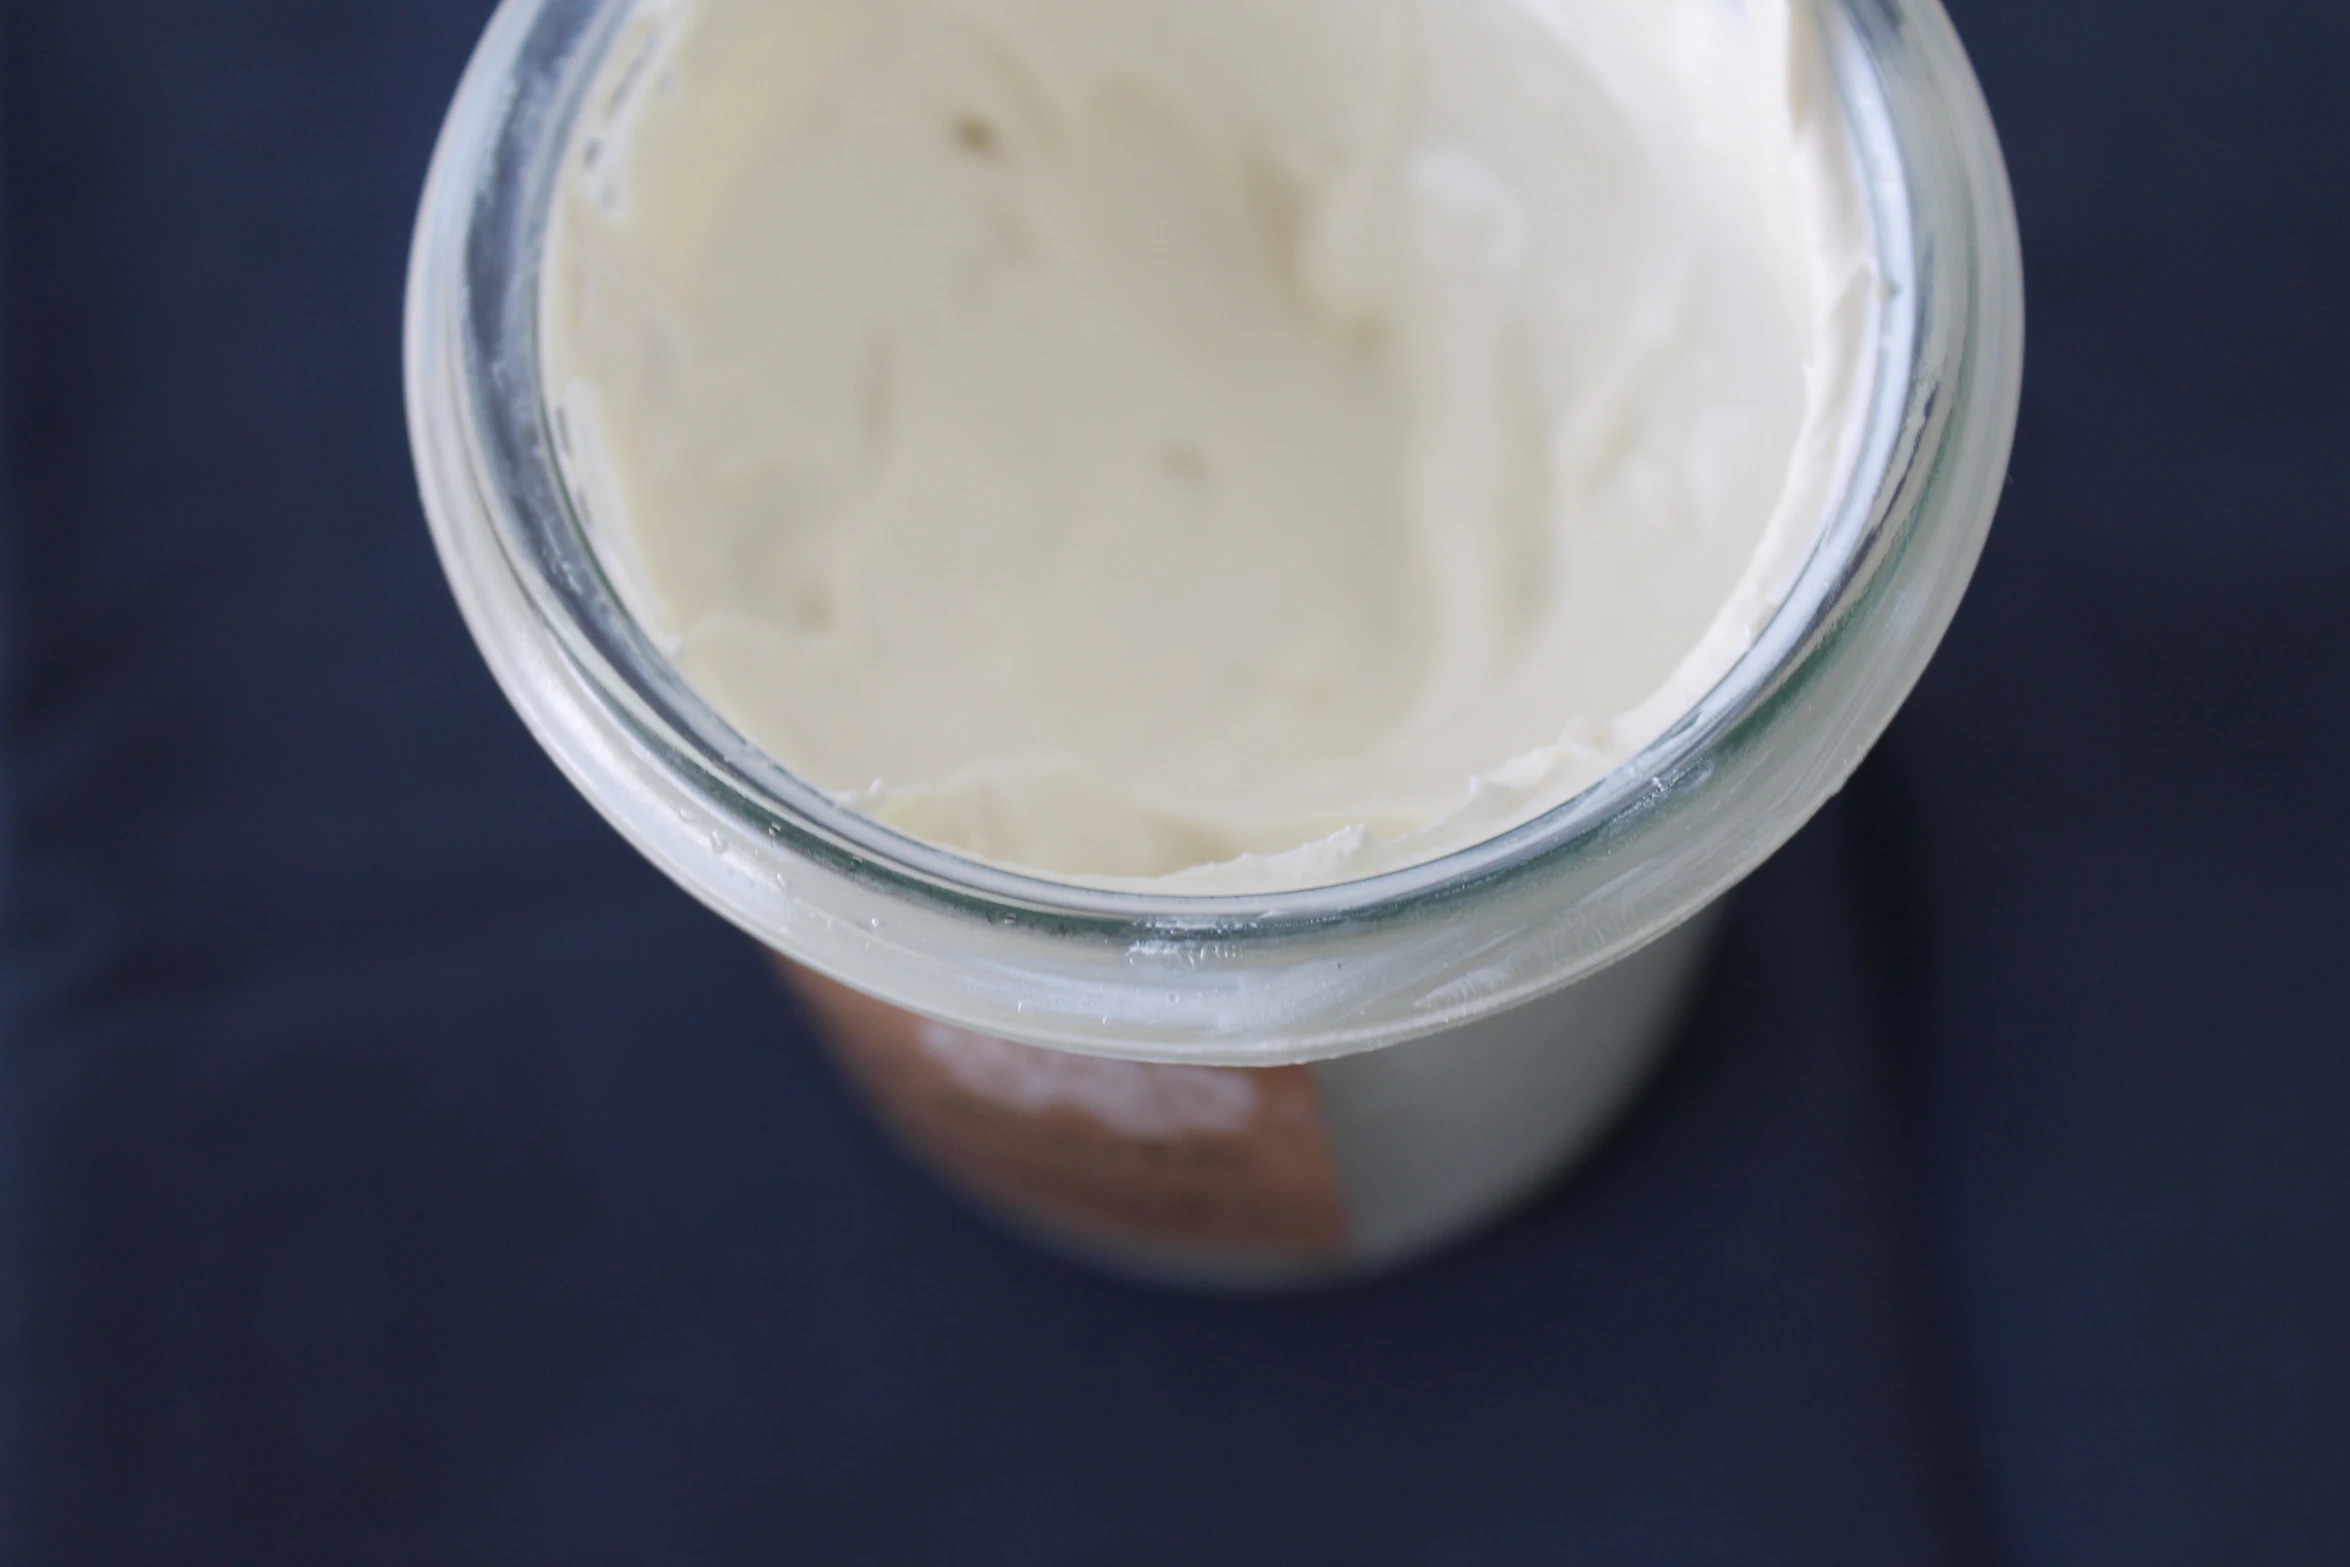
[442,0,1937,931]
[407,0,2023,1061]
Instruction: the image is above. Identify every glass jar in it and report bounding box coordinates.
[405,0,2022,1286]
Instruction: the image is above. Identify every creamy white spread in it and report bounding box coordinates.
[543,0,1879,893]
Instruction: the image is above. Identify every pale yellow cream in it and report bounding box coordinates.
[543,0,1879,892]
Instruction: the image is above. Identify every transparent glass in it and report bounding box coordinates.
[405,0,2022,1072]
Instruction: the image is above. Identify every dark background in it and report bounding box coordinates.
[2,1,2344,1562]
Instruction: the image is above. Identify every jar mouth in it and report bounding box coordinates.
[408,0,2019,1060]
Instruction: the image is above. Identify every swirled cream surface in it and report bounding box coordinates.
[543,0,1879,893]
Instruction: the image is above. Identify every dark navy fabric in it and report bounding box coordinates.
[1,1,2343,1562]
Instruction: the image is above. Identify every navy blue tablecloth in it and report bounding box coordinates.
[2,2,2344,1562]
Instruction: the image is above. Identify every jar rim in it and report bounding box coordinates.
[406,0,2022,1063]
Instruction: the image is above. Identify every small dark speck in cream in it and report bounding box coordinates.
[1157,442,1216,489]
[954,114,1003,158]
